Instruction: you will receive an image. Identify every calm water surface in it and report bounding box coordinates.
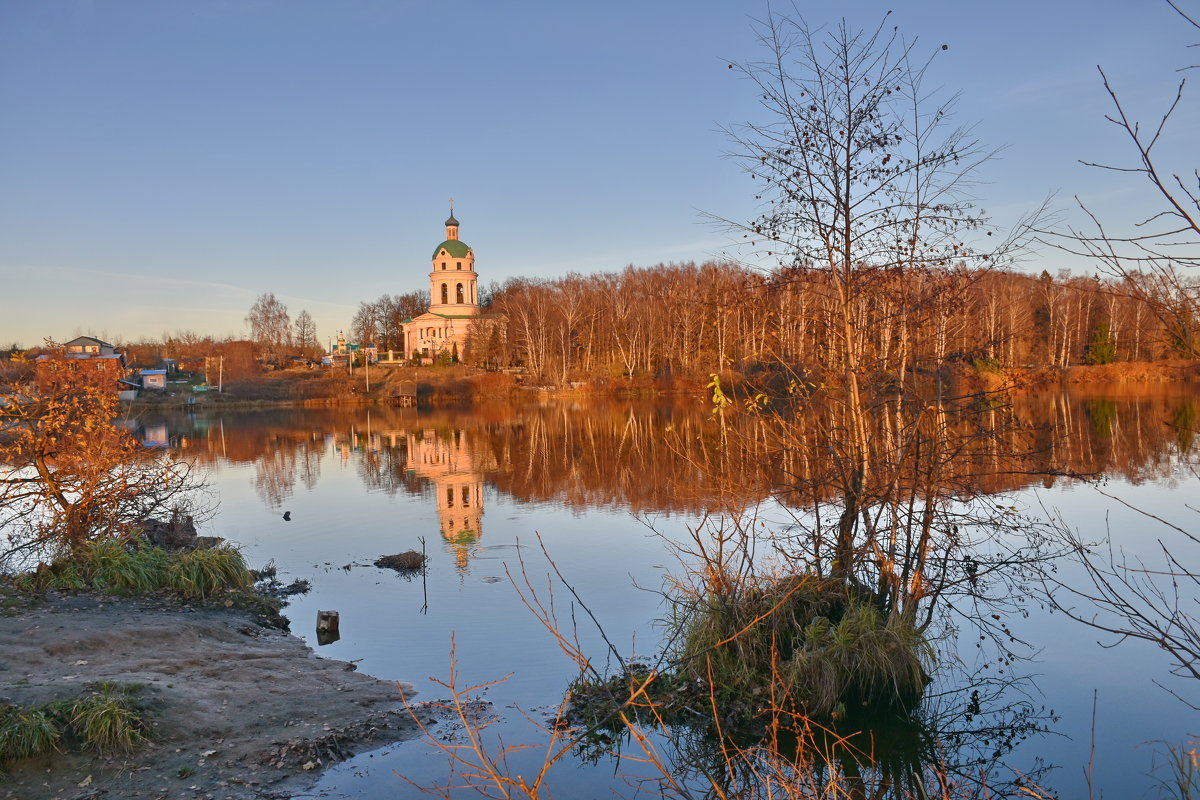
[139,387,1199,798]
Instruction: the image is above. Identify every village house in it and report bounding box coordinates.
[64,336,117,356]
[35,336,128,392]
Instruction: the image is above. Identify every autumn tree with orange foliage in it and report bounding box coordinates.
[0,352,202,567]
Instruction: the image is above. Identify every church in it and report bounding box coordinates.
[400,210,486,361]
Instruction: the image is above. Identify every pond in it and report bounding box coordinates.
[134,386,1199,798]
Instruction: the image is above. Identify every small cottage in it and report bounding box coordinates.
[140,369,167,390]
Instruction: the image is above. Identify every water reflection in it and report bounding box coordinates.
[406,427,486,572]
[132,390,1200,593]
[648,700,1046,800]
[138,387,1197,519]
[569,648,1051,799]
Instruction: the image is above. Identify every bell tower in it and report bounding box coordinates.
[429,202,480,316]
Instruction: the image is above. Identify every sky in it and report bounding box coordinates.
[1,0,1196,348]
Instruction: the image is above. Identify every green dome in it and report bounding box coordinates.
[432,239,470,259]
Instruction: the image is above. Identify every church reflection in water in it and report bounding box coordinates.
[403,428,484,572]
[319,412,491,572]
[315,408,496,570]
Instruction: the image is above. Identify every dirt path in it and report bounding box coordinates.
[0,592,423,799]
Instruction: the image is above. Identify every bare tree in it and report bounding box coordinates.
[1043,2,1200,356]
[350,300,382,349]
[717,11,1017,591]
[293,309,318,354]
[245,292,291,364]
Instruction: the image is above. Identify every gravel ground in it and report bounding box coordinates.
[0,591,426,800]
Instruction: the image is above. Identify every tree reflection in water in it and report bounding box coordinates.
[147,388,1196,523]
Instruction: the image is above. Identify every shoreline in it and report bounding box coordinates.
[118,358,1200,413]
[0,591,423,800]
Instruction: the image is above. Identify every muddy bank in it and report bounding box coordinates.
[0,592,423,800]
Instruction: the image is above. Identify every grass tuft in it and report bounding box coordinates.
[166,546,252,599]
[28,539,254,602]
[80,541,170,594]
[374,551,427,571]
[0,705,60,762]
[70,687,145,754]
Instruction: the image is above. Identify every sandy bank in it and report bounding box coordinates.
[0,592,422,800]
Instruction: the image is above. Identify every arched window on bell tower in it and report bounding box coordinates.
[456,283,465,304]
[441,284,449,305]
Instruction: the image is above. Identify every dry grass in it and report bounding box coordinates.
[374,551,427,571]
[1064,359,1200,384]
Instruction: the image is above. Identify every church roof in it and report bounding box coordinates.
[432,239,471,259]
[445,213,459,227]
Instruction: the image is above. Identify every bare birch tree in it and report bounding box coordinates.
[245,292,291,364]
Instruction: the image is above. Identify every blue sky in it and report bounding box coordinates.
[1,0,1195,347]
